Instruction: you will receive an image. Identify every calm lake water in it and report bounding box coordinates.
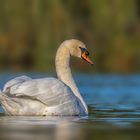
[0,73,140,140]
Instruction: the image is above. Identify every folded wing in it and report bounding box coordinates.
[3,76,77,106]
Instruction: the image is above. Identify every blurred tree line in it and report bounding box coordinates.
[0,0,139,73]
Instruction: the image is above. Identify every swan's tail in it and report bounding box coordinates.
[0,89,4,102]
[0,89,19,115]
[0,89,8,102]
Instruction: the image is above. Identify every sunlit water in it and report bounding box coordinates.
[0,73,140,140]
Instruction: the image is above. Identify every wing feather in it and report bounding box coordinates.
[3,76,76,106]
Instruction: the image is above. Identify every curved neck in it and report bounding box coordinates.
[55,43,88,113]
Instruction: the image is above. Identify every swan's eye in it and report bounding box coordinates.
[79,47,89,56]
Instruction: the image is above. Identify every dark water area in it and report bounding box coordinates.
[0,73,140,140]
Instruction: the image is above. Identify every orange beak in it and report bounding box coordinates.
[82,52,94,65]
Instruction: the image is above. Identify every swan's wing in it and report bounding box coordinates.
[4,77,76,106]
[3,75,32,92]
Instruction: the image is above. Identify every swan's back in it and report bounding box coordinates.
[1,76,86,116]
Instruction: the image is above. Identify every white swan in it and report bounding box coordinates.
[0,39,93,116]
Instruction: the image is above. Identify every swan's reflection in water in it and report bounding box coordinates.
[0,115,140,140]
[55,120,81,140]
[0,116,86,140]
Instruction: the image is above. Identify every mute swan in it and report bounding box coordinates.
[0,39,93,116]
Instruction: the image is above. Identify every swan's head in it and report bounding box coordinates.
[65,39,94,65]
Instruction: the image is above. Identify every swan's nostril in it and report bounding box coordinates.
[85,51,89,56]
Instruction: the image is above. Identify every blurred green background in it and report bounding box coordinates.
[0,0,139,73]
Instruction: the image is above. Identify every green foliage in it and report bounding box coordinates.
[0,0,139,73]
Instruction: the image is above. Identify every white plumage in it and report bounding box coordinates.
[0,39,93,116]
[1,76,85,116]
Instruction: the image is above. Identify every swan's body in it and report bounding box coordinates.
[0,39,93,116]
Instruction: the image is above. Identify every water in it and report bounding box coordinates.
[0,73,140,140]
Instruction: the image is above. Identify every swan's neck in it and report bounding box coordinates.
[55,44,87,113]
